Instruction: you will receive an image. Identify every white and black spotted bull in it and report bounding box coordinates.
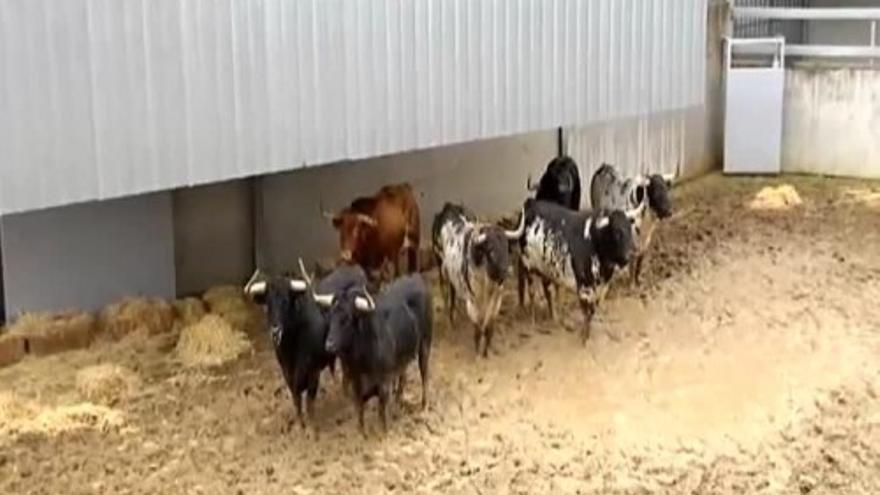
[432,203,511,358]
[504,199,642,343]
[590,164,674,285]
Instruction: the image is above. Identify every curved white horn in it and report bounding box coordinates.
[354,293,376,313]
[245,281,267,296]
[661,173,676,184]
[313,293,334,307]
[244,268,264,293]
[356,213,378,227]
[526,175,538,192]
[319,199,336,220]
[625,201,647,220]
[474,231,488,245]
[297,258,314,287]
[289,279,307,292]
[595,216,610,229]
[504,207,526,240]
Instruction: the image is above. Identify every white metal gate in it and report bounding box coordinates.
[723,37,785,175]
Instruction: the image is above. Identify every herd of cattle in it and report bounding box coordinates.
[243,157,674,434]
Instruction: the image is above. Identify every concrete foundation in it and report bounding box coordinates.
[1,193,175,316]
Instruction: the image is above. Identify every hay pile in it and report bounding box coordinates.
[75,364,140,406]
[0,392,38,425]
[0,392,123,437]
[175,314,252,368]
[749,185,803,210]
[173,297,207,329]
[99,298,174,340]
[7,311,96,356]
[203,285,264,334]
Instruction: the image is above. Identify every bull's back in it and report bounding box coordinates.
[379,275,432,340]
[374,183,420,253]
[589,164,621,211]
[521,201,590,291]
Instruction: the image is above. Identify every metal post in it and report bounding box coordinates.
[871,21,877,67]
[556,127,565,157]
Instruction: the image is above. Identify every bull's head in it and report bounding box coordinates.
[587,210,637,268]
[471,226,511,284]
[645,174,673,219]
[244,269,309,346]
[324,208,378,263]
[315,287,376,354]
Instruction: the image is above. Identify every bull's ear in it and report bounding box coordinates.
[331,215,343,229]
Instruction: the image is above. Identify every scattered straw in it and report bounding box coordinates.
[0,392,38,424]
[30,403,124,435]
[99,298,174,340]
[749,185,803,210]
[173,298,207,329]
[75,364,140,406]
[202,285,264,334]
[0,392,123,438]
[175,314,252,368]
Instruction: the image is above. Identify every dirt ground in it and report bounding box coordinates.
[2,173,879,495]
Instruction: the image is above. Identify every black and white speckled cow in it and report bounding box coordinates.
[589,164,674,285]
[504,199,642,343]
[432,203,511,358]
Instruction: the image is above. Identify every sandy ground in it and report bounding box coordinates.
[1,174,879,495]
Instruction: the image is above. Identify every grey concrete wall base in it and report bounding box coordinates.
[259,131,558,273]
[1,193,176,317]
[173,180,255,296]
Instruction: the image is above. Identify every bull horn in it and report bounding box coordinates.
[661,173,676,186]
[289,279,308,292]
[526,174,538,192]
[319,199,336,220]
[313,293,334,307]
[355,213,378,227]
[244,269,266,296]
[245,280,267,296]
[625,201,647,220]
[354,292,376,312]
[297,258,314,287]
[594,216,610,229]
[474,231,488,244]
[503,207,526,240]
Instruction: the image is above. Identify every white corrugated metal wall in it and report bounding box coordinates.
[0,0,707,215]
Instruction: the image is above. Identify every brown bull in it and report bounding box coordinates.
[324,183,420,278]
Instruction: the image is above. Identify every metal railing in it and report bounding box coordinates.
[733,0,807,42]
[733,6,880,61]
